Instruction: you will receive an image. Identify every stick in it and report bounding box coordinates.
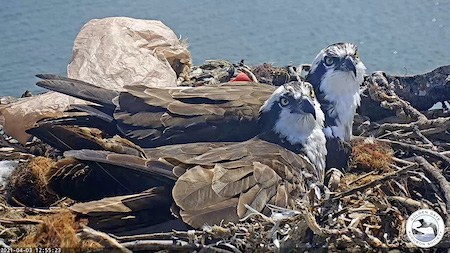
[120,240,202,251]
[348,171,376,185]
[392,157,415,165]
[373,117,450,137]
[387,196,430,211]
[0,218,43,225]
[413,126,435,149]
[377,138,450,166]
[332,163,417,199]
[415,156,450,214]
[78,225,131,253]
[113,230,204,242]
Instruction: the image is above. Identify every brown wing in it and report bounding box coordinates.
[46,149,177,201]
[46,138,318,228]
[32,75,274,151]
[114,82,275,147]
[46,142,231,201]
[68,187,180,234]
[171,138,319,228]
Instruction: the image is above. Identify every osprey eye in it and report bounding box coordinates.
[324,57,334,66]
[355,51,359,58]
[310,89,315,98]
[280,97,289,106]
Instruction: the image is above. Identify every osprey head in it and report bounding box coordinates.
[306,42,366,94]
[259,81,325,145]
[259,81,327,178]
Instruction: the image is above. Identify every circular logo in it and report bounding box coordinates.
[406,209,445,248]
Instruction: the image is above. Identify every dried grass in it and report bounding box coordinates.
[351,139,393,172]
[13,210,103,251]
[6,157,58,207]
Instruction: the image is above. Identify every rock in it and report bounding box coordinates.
[67,17,192,89]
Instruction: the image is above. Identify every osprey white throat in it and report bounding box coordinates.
[306,42,366,141]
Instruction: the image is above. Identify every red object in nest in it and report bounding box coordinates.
[230,73,252,82]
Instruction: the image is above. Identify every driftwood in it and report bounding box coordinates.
[0,63,449,252]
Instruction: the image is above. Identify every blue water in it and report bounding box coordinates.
[414,233,435,242]
[1,0,449,97]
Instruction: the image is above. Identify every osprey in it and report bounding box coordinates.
[306,42,366,142]
[46,81,327,229]
[305,43,366,171]
[29,74,275,150]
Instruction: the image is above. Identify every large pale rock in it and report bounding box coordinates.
[0,93,87,144]
[67,17,192,89]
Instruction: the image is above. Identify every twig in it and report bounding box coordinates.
[113,230,205,243]
[348,171,376,185]
[10,197,26,207]
[237,67,258,83]
[78,225,131,253]
[332,163,417,199]
[377,138,450,166]
[0,240,10,248]
[6,206,61,214]
[0,218,43,225]
[373,117,450,137]
[415,156,450,215]
[413,126,436,149]
[120,239,202,251]
[368,72,428,122]
[392,157,415,165]
[387,196,430,211]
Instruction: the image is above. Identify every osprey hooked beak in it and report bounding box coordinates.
[290,98,316,120]
[338,56,357,76]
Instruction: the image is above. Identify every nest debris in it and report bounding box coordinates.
[6,157,58,207]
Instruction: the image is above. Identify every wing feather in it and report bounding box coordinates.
[211,164,256,197]
[180,198,239,229]
[172,166,227,211]
[172,139,321,228]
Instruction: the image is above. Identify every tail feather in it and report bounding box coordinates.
[70,104,114,123]
[69,187,186,234]
[27,118,117,151]
[36,74,119,108]
[46,150,176,201]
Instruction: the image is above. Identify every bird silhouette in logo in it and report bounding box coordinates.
[415,218,438,237]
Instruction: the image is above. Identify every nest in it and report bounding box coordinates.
[0,63,449,252]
